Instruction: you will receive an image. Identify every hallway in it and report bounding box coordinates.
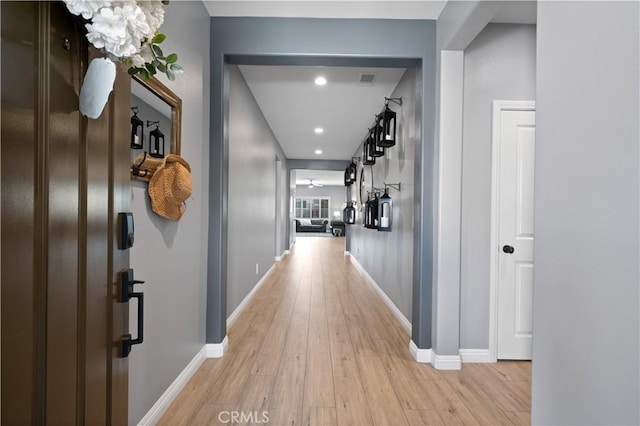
[160,237,531,425]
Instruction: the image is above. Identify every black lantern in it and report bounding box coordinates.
[378,188,393,232]
[131,107,144,149]
[371,124,385,157]
[363,137,375,165]
[344,168,352,187]
[147,120,165,158]
[365,194,379,230]
[348,161,357,183]
[364,196,371,227]
[378,105,397,148]
[343,201,356,224]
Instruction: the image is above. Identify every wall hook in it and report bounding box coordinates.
[132,152,149,177]
[384,97,403,107]
[384,182,402,192]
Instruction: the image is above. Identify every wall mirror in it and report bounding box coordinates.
[130,75,182,181]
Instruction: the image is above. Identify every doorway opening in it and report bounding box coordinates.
[220,58,425,349]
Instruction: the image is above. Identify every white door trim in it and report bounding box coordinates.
[489,100,535,362]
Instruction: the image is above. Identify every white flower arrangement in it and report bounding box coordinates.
[64,0,183,81]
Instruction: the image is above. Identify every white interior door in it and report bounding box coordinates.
[496,106,535,360]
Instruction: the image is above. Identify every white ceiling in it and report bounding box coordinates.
[203,1,447,20]
[215,1,536,161]
[294,169,345,186]
[239,65,406,160]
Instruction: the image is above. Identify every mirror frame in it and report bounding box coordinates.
[130,74,182,181]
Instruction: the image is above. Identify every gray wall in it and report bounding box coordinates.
[295,184,348,220]
[350,68,418,321]
[227,64,288,316]
[532,2,639,424]
[128,1,210,424]
[460,24,536,349]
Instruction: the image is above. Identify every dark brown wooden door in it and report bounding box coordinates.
[1,2,130,424]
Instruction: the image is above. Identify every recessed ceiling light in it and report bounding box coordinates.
[315,149,322,155]
[314,76,327,86]
[314,127,324,134]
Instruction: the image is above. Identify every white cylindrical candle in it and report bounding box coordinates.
[381,217,389,228]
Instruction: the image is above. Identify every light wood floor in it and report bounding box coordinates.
[159,237,531,425]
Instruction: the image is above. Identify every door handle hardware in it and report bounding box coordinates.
[502,245,515,254]
[120,269,144,357]
[118,212,135,250]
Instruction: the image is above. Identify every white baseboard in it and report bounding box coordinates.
[137,345,207,425]
[284,249,290,255]
[350,255,411,334]
[432,352,462,370]
[206,335,229,358]
[275,250,289,262]
[459,349,493,363]
[344,250,350,256]
[409,340,432,363]
[409,341,462,370]
[227,264,275,328]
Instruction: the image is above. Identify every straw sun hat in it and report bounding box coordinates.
[148,154,193,221]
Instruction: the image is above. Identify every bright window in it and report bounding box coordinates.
[295,197,329,219]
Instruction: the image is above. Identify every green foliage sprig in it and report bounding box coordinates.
[127,32,184,81]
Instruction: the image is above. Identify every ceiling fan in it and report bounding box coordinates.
[307,179,323,188]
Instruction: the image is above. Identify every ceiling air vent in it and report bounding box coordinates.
[359,73,376,86]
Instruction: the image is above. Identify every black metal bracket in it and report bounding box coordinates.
[120,269,144,358]
[384,96,403,107]
[132,151,149,177]
[384,182,402,192]
[373,183,401,193]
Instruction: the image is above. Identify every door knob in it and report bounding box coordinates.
[502,245,515,254]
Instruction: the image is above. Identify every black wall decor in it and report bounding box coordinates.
[343,168,352,186]
[360,96,402,162]
[343,201,356,224]
[378,99,401,148]
[348,161,357,183]
[363,136,375,165]
[371,124,385,157]
[378,188,393,232]
[131,107,144,149]
[344,159,358,187]
[147,120,165,158]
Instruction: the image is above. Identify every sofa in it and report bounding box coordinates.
[295,219,328,233]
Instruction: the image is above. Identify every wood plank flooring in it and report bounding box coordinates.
[159,237,531,425]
